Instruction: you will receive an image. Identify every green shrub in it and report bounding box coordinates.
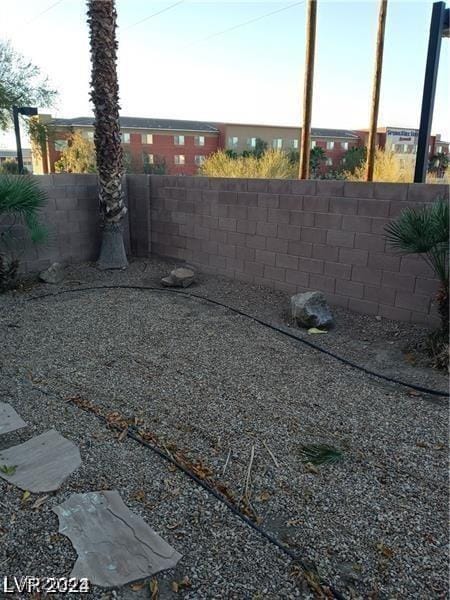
[0,175,48,290]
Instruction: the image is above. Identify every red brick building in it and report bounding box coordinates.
[32,115,449,177]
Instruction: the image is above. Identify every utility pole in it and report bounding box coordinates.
[299,0,317,180]
[366,0,388,182]
[12,107,24,174]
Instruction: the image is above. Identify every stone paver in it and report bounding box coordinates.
[0,429,81,492]
[54,490,182,588]
[0,402,27,435]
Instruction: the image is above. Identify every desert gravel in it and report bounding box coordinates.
[0,258,448,599]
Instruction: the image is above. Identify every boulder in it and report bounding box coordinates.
[39,262,64,284]
[291,291,334,329]
[161,267,195,288]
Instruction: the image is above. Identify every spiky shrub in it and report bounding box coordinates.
[385,199,449,339]
[0,175,48,291]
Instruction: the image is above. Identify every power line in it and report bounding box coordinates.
[180,1,305,51]
[123,0,185,31]
[25,0,65,25]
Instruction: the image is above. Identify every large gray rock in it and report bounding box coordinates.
[0,429,81,492]
[39,262,64,284]
[291,291,334,329]
[54,490,182,587]
[161,267,195,288]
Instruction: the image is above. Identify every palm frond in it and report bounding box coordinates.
[299,444,343,466]
[385,198,449,285]
[0,175,48,244]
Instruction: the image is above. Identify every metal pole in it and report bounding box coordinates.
[414,2,447,183]
[13,106,24,174]
[366,0,388,182]
[299,0,317,180]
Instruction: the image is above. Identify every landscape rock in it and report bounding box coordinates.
[54,490,182,587]
[39,262,64,284]
[291,291,334,329]
[161,267,195,288]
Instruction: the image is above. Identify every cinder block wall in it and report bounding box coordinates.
[3,174,130,274]
[148,176,449,324]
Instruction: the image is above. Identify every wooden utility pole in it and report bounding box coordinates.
[299,0,318,180]
[366,0,388,181]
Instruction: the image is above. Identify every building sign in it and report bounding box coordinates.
[386,128,418,138]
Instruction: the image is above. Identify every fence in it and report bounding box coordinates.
[6,174,449,324]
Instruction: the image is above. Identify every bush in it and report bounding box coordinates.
[385,198,449,368]
[0,159,29,175]
[345,148,414,182]
[199,149,297,179]
[0,175,48,291]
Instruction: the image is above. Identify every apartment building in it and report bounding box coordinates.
[218,123,360,172]
[31,115,448,176]
[33,116,220,176]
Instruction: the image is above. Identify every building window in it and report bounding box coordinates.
[195,155,205,166]
[174,155,185,165]
[290,139,299,149]
[326,157,333,166]
[143,153,154,165]
[194,136,205,146]
[272,138,283,150]
[142,133,153,144]
[341,158,346,165]
[86,131,94,141]
[54,140,68,151]
[403,144,409,153]
[326,141,335,150]
[247,137,257,148]
[311,140,316,149]
[341,141,348,150]
[437,145,442,153]
[121,132,131,144]
[428,145,432,153]
[228,136,238,148]
[174,135,185,146]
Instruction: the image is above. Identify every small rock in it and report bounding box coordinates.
[291,291,334,329]
[161,267,195,288]
[39,262,64,284]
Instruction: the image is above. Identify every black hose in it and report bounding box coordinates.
[69,400,345,600]
[25,284,449,398]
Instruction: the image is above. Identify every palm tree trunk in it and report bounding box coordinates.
[87,0,128,270]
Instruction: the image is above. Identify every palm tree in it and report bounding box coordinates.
[428,152,449,179]
[385,199,449,337]
[87,0,127,269]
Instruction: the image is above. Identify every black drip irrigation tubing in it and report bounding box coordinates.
[71,403,344,600]
[25,284,449,398]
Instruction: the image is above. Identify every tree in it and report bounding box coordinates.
[0,41,57,131]
[342,146,367,174]
[54,131,97,173]
[87,0,127,270]
[385,199,449,340]
[309,146,326,178]
[428,152,449,178]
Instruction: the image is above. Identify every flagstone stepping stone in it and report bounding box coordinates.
[54,490,182,588]
[0,403,27,435]
[0,429,81,492]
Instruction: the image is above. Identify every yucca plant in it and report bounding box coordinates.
[385,199,449,337]
[0,175,48,291]
[299,444,343,466]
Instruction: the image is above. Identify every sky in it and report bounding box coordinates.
[0,0,449,148]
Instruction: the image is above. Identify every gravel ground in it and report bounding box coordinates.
[0,258,448,600]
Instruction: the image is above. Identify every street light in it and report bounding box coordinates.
[12,106,38,174]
